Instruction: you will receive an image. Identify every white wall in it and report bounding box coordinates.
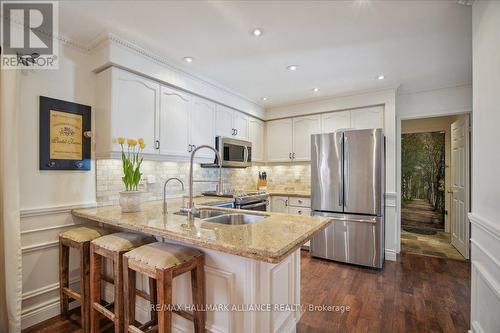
[470,2,500,333]
[18,43,97,329]
[267,88,399,261]
[397,84,472,119]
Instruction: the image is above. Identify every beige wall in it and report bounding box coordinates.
[401,115,463,232]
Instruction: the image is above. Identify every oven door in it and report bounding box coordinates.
[239,200,268,211]
[218,137,252,168]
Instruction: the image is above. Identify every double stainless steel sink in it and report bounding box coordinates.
[175,209,266,225]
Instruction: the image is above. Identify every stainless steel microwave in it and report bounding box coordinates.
[201,136,252,168]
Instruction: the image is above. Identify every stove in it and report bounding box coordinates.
[202,190,269,211]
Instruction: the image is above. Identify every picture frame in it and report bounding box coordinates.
[39,96,91,170]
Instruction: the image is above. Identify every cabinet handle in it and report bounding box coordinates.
[188,144,192,152]
[155,140,160,149]
[285,199,288,206]
[292,152,296,159]
[235,129,238,136]
[298,210,302,215]
[298,199,303,204]
[289,153,292,159]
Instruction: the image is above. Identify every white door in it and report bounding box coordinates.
[267,119,293,162]
[191,97,216,159]
[350,107,384,129]
[159,86,190,157]
[450,115,470,259]
[233,111,249,140]
[321,111,351,133]
[248,118,264,162]
[215,105,234,137]
[271,196,289,213]
[112,68,159,155]
[292,115,321,161]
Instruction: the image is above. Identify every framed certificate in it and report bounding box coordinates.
[39,96,91,170]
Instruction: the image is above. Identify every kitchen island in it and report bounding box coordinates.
[72,197,330,333]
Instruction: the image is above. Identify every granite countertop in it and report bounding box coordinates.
[268,191,311,198]
[72,196,329,264]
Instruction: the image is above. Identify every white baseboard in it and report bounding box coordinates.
[385,249,397,261]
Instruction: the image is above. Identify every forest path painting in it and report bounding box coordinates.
[401,132,445,232]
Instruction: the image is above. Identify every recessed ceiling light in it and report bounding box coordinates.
[287,65,298,71]
[252,28,263,37]
[262,97,268,101]
[313,87,320,92]
[184,57,194,63]
[377,75,385,80]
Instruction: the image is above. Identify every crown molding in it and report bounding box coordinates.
[88,32,264,109]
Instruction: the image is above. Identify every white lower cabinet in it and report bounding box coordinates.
[271,196,289,213]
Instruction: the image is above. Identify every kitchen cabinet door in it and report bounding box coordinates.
[267,119,293,162]
[233,111,249,140]
[321,111,351,133]
[292,115,321,161]
[248,118,264,162]
[215,105,234,137]
[350,107,384,130]
[271,196,289,213]
[111,68,159,155]
[191,97,216,159]
[159,86,190,157]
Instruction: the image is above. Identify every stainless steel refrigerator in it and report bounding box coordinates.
[310,129,385,268]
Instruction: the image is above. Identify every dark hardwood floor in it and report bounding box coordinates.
[298,251,470,333]
[23,251,470,333]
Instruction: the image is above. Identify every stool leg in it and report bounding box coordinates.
[157,269,173,333]
[191,256,206,333]
[90,244,102,333]
[59,238,69,319]
[148,278,157,322]
[113,252,124,333]
[123,257,136,330]
[80,242,91,333]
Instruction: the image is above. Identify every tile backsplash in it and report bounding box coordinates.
[96,160,311,205]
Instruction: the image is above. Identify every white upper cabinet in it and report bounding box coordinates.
[350,107,384,130]
[216,105,249,140]
[191,97,216,159]
[159,86,191,157]
[233,111,249,140]
[321,111,351,133]
[248,118,264,162]
[215,105,234,138]
[267,118,293,162]
[292,115,321,161]
[106,67,159,155]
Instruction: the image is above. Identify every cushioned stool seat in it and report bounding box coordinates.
[91,231,154,252]
[123,242,205,333]
[60,226,110,243]
[90,232,155,333]
[124,242,202,269]
[59,226,111,333]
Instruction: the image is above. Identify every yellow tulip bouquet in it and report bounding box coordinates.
[118,137,145,191]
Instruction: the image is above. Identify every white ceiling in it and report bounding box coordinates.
[59,0,472,108]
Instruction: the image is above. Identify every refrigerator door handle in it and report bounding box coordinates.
[344,136,349,208]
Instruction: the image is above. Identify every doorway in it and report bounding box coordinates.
[400,114,470,261]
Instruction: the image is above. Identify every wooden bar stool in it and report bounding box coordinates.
[90,232,155,333]
[123,242,205,333]
[59,226,111,333]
